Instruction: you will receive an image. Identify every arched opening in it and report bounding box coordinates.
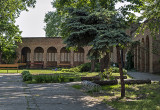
[73,47,84,66]
[21,47,31,63]
[141,38,145,72]
[47,47,57,67]
[60,47,71,64]
[146,36,150,72]
[34,47,44,68]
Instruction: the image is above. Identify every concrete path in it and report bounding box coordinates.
[0,74,28,110]
[127,72,160,81]
[0,74,111,110]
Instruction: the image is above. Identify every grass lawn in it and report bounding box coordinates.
[73,82,160,110]
[0,69,130,79]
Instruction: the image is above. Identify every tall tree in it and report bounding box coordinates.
[0,0,36,63]
[44,0,124,37]
[120,0,160,37]
[44,0,135,97]
[62,8,131,97]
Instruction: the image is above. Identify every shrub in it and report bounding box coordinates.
[99,68,115,80]
[80,63,91,72]
[21,71,32,81]
[111,67,127,74]
[33,74,65,83]
[21,71,30,76]
[62,62,100,72]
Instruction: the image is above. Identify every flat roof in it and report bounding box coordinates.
[22,37,62,39]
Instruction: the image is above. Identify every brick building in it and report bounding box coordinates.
[132,29,160,73]
[16,37,91,68]
[16,29,160,73]
[109,25,160,74]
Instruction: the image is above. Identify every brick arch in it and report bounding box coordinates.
[47,47,57,67]
[21,47,31,63]
[73,47,84,66]
[34,47,44,53]
[34,47,44,66]
[146,36,150,72]
[47,47,57,53]
[60,47,71,63]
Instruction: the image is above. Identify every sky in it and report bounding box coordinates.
[15,0,55,37]
[15,1,131,37]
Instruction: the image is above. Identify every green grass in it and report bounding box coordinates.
[0,69,65,74]
[96,82,160,110]
[0,69,99,76]
[72,84,82,89]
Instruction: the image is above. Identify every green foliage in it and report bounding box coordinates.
[100,66,127,76]
[21,71,32,81]
[79,62,92,72]
[104,82,160,110]
[72,84,82,89]
[125,51,134,70]
[0,0,36,63]
[44,0,119,37]
[44,12,65,37]
[33,74,65,83]
[99,68,114,80]
[67,62,100,72]
[111,67,127,74]
[2,46,17,64]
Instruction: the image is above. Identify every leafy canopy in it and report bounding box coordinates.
[62,8,130,46]
[0,0,36,57]
[44,0,136,37]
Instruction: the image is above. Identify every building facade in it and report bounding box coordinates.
[132,29,160,73]
[16,30,160,73]
[16,37,91,68]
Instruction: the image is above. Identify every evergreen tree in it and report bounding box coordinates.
[62,7,131,97]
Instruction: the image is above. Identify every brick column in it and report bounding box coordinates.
[16,48,21,63]
[57,48,61,64]
[134,47,137,70]
[70,50,74,67]
[149,37,153,73]
[43,48,47,68]
[141,39,145,72]
[144,38,147,72]
[137,44,140,71]
[84,47,90,63]
[30,48,34,68]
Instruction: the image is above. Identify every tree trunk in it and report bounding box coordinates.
[91,60,95,72]
[0,46,2,64]
[100,53,109,72]
[116,46,125,98]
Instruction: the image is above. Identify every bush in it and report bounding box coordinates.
[98,68,115,80]
[80,63,91,72]
[33,74,65,83]
[111,67,127,74]
[67,62,100,72]
[21,71,32,81]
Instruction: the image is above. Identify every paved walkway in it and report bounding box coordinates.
[127,72,160,81]
[0,74,111,110]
